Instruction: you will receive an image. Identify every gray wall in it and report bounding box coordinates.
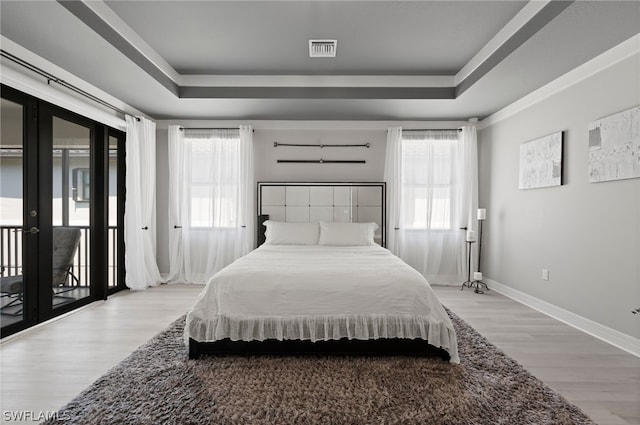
[155,126,388,274]
[478,54,640,338]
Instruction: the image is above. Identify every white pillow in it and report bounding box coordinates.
[263,221,319,245]
[318,221,379,246]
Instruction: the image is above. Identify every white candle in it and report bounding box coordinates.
[473,272,483,281]
[477,208,486,220]
[466,230,476,242]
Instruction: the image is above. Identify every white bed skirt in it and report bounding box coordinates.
[187,313,456,349]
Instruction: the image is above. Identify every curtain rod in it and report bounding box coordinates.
[274,142,370,148]
[179,127,253,132]
[403,128,462,132]
[1,49,131,117]
[277,159,366,164]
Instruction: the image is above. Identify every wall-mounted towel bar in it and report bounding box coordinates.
[277,159,366,164]
[274,142,370,148]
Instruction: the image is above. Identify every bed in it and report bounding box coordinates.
[185,182,459,363]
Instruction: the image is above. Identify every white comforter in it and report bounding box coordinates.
[185,245,459,363]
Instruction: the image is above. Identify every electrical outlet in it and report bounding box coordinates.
[542,269,549,281]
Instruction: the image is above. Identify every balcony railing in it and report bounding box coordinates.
[0,226,119,288]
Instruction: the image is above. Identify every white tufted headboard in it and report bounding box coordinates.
[257,182,386,247]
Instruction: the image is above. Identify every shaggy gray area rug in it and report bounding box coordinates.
[43,310,594,425]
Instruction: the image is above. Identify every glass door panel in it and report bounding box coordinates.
[51,116,91,309]
[1,84,125,338]
[108,135,118,289]
[0,98,26,328]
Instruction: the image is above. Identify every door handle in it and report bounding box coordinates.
[26,226,40,234]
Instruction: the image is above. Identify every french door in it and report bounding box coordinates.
[0,85,125,337]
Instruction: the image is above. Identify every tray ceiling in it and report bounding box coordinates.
[0,1,638,121]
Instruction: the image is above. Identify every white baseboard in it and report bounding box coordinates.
[485,278,640,358]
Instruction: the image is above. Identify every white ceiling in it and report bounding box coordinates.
[0,1,638,121]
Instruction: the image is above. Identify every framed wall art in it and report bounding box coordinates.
[518,131,563,190]
[588,106,640,183]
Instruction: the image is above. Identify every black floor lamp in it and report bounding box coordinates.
[460,229,476,291]
[471,208,488,293]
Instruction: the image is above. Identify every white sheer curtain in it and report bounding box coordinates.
[458,126,479,269]
[124,116,162,290]
[384,127,478,285]
[384,127,403,253]
[166,125,185,283]
[167,126,254,284]
[239,125,255,254]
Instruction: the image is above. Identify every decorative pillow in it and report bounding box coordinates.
[263,221,319,245]
[318,221,379,246]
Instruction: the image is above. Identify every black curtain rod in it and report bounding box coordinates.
[274,142,370,148]
[1,49,130,117]
[179,127,254,132]
[403,128,462,132]
[277,159,366,164]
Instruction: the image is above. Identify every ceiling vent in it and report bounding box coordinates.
[309,40,337,57]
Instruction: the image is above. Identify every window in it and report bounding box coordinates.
[400,131,458,230]
[72,168,90,202]
[167,125,253,284]
[184,130,241,228]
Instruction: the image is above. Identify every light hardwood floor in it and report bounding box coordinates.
[435,286,640,425]
[0,284,638,425]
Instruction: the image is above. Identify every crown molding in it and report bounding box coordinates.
[479,34,640,130]
[155,120,470,131]
[180,74,455,88]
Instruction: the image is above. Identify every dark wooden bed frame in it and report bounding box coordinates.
[189,337,450,361]
[188,182,450,362]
